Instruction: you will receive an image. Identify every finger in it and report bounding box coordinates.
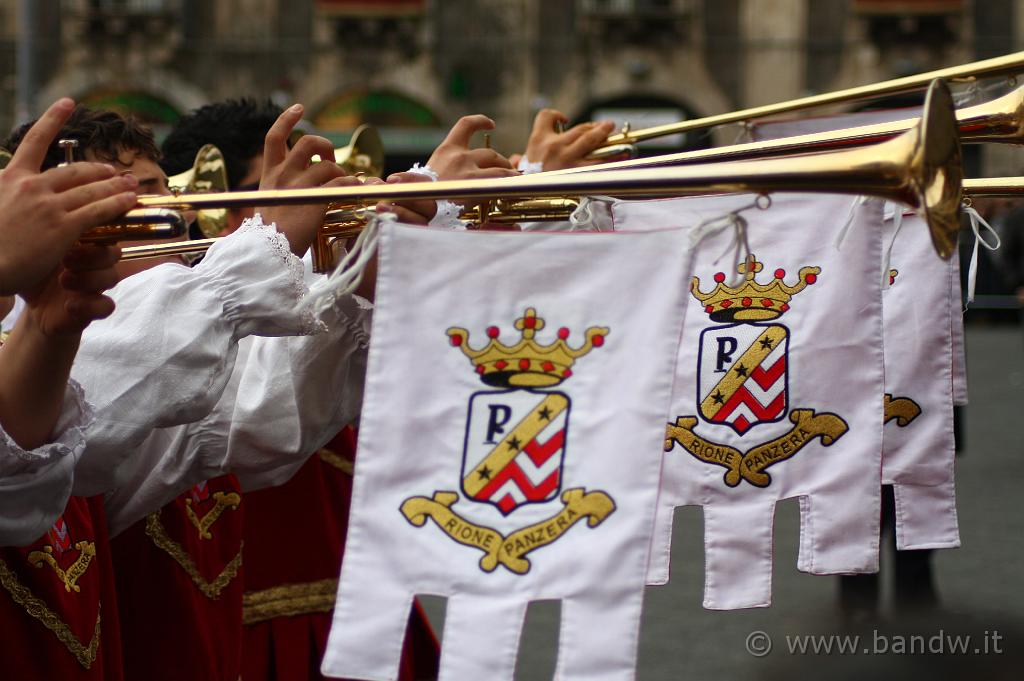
[361,177,385,187]
[284,135,338,176]
[467,148,514,170]
[575,151,631,168]
[59,266,120,294]
[385,172,432,185]
[59,174,138,212]
[64,191,139,238]
[62,243,122,271]
[7,98,75,172]
[65,294,116,328]
[567,120,616,157]
[390,198,436,220]
[441,115,496,149]
[262,104,304,172]
[379,205,430,226]
[320,175,364,189]
[294,157,347,188]
[532,109,568,135]
[508,153,523,168]
[44,162,117,192]
[558,121,596,146]
[463,167,520,180]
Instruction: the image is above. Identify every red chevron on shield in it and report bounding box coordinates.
[697,323,789,435]
[461,390,571,515]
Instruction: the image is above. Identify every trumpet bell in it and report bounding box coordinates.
[335,124,384,178]
[912,78,963,259]
[168,144,230,238]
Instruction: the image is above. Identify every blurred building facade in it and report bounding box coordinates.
[0,0,1019,171]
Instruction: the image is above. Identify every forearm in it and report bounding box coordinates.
[0,315,80,449]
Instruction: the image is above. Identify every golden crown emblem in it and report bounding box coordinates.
[447,308,608,388]
[691,254,820,322]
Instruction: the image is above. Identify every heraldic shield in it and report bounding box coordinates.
[697,322,789,435]
[461,389,570,515]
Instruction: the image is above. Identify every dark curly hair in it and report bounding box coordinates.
[160,99,282,189]
[3,106,160,170]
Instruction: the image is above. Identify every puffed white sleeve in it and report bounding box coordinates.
[100,291,371,536]
[70,214,321,497]
[0,379,92,545]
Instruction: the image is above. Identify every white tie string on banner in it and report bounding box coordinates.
[301,213,388,318]
[961,202,1002,305]
[688,194,771,288]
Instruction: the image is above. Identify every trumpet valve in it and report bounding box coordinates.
[58,139,79,166]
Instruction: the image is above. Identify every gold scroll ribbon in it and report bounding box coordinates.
[400,488,616,575]
[27,541,97,593]
[883,393,922,427]
[185,491,241,540]
[665,409,849,488]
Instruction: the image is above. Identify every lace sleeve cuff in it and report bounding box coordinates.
[0,378,94,477]
[429,200,468,230]
[198,213,325,338]
[403,164,468,230]
[517,156,544,174]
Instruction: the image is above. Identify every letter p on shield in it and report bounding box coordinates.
[485,404,513,444]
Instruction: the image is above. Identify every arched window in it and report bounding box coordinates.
[77,89,182,141]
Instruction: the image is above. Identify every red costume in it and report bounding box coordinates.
[110,474,244,680]
[0,496,124,680]
[241,427,439,680]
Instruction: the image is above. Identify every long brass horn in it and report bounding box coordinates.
[167,143,230,238]
[962,177,1024,197]
[118,79,961,270]
[588,50,1024,159]
[560,83,1024,176]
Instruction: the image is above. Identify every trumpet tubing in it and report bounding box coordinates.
[567,84,1024,177]
[962,177,1024,197]
[113,79,963,271]
[588,50,1024,157]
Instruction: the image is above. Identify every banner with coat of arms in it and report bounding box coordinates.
[611,193,885,610]
[880,209,960,550]
[322,221,694,681]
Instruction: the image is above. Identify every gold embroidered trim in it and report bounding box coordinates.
[144,513,242,600]
[318,447,354,476]
[241,578,337,625]
[0,558,101,669]
[27,541,97,592]
[185,491,241,540]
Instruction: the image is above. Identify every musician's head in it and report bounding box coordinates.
[161,99,282,233]
[5,106,178,279]
[4,106,168,197]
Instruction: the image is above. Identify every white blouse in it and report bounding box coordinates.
[0,215,369,544]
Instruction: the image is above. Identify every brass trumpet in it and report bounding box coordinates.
[333,124,385,178]
[588,49,1024,159]
[167,144,231,238]
[962,177,1024,197]
[566,82,1024,176]
[117,79,960,271]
